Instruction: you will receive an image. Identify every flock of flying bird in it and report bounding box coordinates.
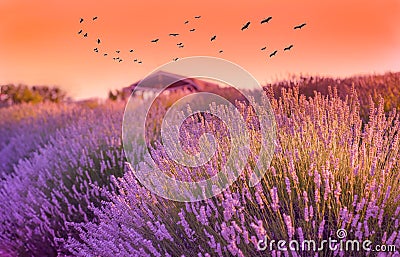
[77,15,306,63]
[78,16,142,64]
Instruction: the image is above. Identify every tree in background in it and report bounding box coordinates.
[0,84,68,107]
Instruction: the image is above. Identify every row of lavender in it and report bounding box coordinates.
[1,86,400,256]
[68,88,400,257]
[0,102,126,256]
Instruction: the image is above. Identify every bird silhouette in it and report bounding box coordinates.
[194,16,201,19]
[169,33,179,36]
[129,49,134,52]
[269,50,277,57]
[294,23,306,29]
[104,53,108,56]
[116,50,120,53]
[284,45,293,51]
[134,59,138,62]
[261,17,272,24]
[173,58,179,61]
[177,42,183,46]
[151,38,159,43]
[79,18,84,23]
[83,33,88,37]
[184,20,189,24]
[210,35,216,41]
[189,28,196,32]
[138,61,142,64]
[178,45,184,48]
[97,39,101,44]
[261,47,266,51]
[219,50,223,53]
[94,48,98,52]
[119,59,122,62]
[78,30,82,34]
[93,17,98,20]
[241,21,251,31]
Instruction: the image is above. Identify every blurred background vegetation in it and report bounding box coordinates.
[265,72,400,120]
[0,84,69,107]
[2,72,399,121]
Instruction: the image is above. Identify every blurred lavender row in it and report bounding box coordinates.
[0,102,126,256]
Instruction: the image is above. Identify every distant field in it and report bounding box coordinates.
[0,73,399,256]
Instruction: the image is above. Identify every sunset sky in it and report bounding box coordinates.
[0,0,399,99]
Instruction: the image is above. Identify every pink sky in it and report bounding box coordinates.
[0,0,399,99]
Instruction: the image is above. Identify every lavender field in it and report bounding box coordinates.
[0,74,399,256]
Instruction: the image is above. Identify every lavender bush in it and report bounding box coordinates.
[0,102,126,256]
[267,72,400,120]
[0,103,83,176]
[66,88,399,256]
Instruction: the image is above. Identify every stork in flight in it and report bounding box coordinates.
[210,35,216,41]
[151,38,159,43]
[261,17,272,24]
[269,50,277,57]
[284,45,293,51]
[294,23,306,29]
[241,21,251,31]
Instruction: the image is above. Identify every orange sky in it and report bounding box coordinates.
[0,0,399,99]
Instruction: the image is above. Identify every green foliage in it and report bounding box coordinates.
[0,84,68,107]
